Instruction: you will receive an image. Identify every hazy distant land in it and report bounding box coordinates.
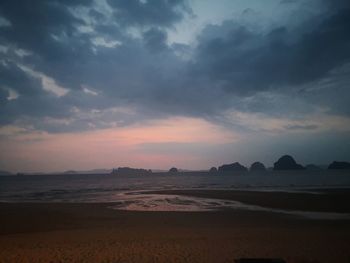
[2,154,349,177]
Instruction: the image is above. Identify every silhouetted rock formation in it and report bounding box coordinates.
[328,161,350,170]
[305,164,322,170]
[249,162,266,171]
[111,167,152,176]
[273,155,304,170]
[209,167,218,173]
[168,167,178,173]
[218,162,248,172]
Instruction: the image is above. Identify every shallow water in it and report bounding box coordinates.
[1,171,350,202]
[1,171,350,219]
[109,191,350,220]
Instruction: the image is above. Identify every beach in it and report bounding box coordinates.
[1,190,350,263]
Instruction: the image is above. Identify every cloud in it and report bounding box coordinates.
[0,0,349,137]
[284,124,318,130]
[142,27,168,53]
[0,0,91,58]
[0,60,42,96]
[0,87,8,103]
[106,0,192,28]
[192,7,350,95]
[280,0,297,4]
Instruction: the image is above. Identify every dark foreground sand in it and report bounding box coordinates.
[1,190,350,263]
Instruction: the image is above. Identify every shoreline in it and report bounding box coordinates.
[142,188,350,213]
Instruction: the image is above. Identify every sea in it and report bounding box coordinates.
[1,171,350,219]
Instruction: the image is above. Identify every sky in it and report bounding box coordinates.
[0,0,350,173]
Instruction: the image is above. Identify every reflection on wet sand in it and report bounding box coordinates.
[111,191,350,220]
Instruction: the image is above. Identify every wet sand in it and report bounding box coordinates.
[145,188,350,213]
[1,190,350,263]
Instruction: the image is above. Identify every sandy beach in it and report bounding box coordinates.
[1,190,350,263]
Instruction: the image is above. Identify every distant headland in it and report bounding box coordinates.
[1,155,349,176]
[109,155,350,176]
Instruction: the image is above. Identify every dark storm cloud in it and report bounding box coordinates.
[324,0,350,9]
[0,0,193,131]
[0,0,95,91]
[192,6,350,95]
[143,27,168,52]
[284,124,318,130]
[0,92,72,127]
[106,0,191,28]
[280,0,297,4]
[0,61,42,96]
[0,0,349,133]
[0,54,83,126]
[0,61,53,124]
[89,9,105,22]
[0,0,91,54]
[0,87,8,103]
